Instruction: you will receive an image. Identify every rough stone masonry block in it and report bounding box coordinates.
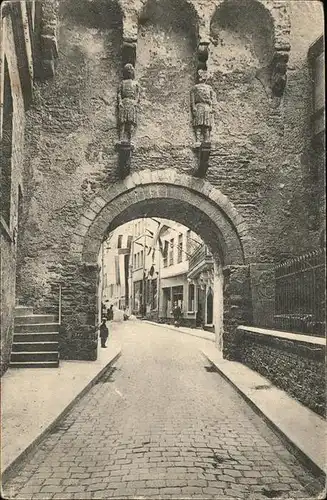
[86,224,105,242]
[165,184,180,200]
[176,172,195,190]
[249,263,275,328]
[223,264,253,360]
[74,224,90,238]
[209,188,228,209]
[158,184,169,199]
[99,183,125,204]
[236,220,250,237]
[91,215,110,234]
[122,174,136,191]
[89,196,107,213]
[82,251,98,264]
[163,168,177,184]
[190,176,210,194]
[150,170,160,183]
[147,183,158,199]
[130,170,141,186]
[84,236,102,256]
[70,242,84,256]
[240,235,257,261]
[202,181,214,198]
[138,169,152,185]
[230,209,245,227]
[83,208,98,222]
[143,185,153,200]
[71,234,84,247]
[133,185,149,203]
[156,169,168,183]
[78,216,93,229]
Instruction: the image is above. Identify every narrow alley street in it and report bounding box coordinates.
[4,322,321,500]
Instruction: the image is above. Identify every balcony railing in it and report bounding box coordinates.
[188,245,213,274]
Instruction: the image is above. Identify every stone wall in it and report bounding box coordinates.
[0,10,27,375]
[15,0,324,360]
[237,327,325,417]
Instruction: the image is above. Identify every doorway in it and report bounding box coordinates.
[206,287,213,325]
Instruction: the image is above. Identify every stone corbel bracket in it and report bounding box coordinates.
[115,142,134,180]
[39,0,59,79]
[270,49,289,98]
[193,142,211,178]
[269,2,291,99]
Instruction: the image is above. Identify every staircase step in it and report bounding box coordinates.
[10,361,59,368]
[15,323,60,333]
[15,306,34,316]
[13,332,59,343]
[15,314,56,325]
[10,352,59,362]
[12,341,59,352]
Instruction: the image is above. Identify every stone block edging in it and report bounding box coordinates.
[201,347,326,480]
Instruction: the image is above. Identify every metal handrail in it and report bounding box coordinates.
[58,284,62,326]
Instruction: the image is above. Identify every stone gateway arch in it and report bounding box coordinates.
[66,169,253,360]
[2,0,324,372]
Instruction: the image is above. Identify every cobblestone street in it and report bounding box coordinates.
[4,322,322,499]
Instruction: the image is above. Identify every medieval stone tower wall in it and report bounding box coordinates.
[12,0,323,360]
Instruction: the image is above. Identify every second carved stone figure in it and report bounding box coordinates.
[191,70,216,147]
[117,63,140,144]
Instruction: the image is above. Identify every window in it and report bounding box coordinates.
[169,239,174,266]
[1,57,13,227]
[177,234,183,263]
[117,235,122,248]
[163,241,168,268]
[188,284,195,311]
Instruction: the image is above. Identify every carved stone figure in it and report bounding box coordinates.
[117,63,140,143]
[191,70,215,147]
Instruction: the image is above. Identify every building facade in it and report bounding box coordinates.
[0,0,58,374]
[187,244,215,330]
[0,0,325,368]
[100,223,133,319]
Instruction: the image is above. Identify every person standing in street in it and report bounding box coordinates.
[107,304,114,321]
[172,302,182,327]
[99,318,109,348]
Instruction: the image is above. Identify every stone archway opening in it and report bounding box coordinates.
[66,170,253,361]
[97,206,225,348]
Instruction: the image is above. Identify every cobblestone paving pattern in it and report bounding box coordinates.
[4,321,324,500]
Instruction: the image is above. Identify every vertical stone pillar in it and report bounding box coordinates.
[222,264,253,360]
[38,0,59,79]
[60,260,99,361]
[249,263,275,328]
[116,9,139,177]
[213,261,224,351]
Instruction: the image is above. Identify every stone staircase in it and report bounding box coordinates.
[10,306,60,368]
